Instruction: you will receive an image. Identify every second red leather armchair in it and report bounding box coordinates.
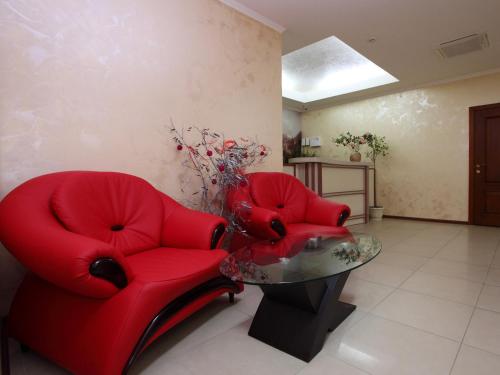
[227,172,351,240]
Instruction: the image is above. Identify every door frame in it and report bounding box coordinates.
[468,102,500,224]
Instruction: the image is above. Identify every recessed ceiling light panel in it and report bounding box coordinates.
[282,36,398,103]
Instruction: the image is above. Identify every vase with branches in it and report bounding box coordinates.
[363,132,389,219]
[170,123,269,233]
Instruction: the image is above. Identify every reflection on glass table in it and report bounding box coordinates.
[220,229,381,362]
[221,230,381,284]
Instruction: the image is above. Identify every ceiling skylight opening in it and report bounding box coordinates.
[282,36,398,103]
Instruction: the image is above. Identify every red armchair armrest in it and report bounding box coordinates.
[305,196,351,227]
[160,194,227,249]
[226,186,286,240]
[238,205,286,240]
[0,199,132,299]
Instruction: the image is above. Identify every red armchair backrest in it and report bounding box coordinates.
[247,172,311,224]
[51,172,163,255]
[0,171,229,298]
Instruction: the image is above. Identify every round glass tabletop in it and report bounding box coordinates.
[220,230,381,285]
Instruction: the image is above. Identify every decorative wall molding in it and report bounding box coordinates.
[220,0,286,33]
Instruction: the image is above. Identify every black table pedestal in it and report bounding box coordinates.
[248,271,354,362]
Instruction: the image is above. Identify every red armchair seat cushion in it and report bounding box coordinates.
[127,247,227,285]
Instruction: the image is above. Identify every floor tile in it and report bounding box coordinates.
[327,309,368,339]
[370,231,414,249]
[435,241,496,266]
[2,341,26,375]
[455,230,500,245]
[5,219,500,375]
[237,284,263,299]
[418,259,489,282]
[340,277,395,310]
[477,284,500,313]
[386,242,441,258]
[297,353,369,375]
[176,320,306,375]
[372,251,428,271]
[399,234,453,248]
[461,225,500,235]
[325,314,460,375]
[348,222,387,233]
[351,262,414,287]
[379,223,411,232]
[418,225,463,238]
[133,299,250,362]
[491,251,500,268]
[401,272,482,305]
[21,351,70,374]
[485,267,500,286]
[464,308,500,355]
[383,220,431,231]
[233,291,262,316]
[451,344,500,375]
[130,357,193,375]
[372,290,473,341]
[370,237,405,250]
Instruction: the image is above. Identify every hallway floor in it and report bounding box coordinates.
[4,219,500,375]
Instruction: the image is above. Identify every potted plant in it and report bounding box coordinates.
[333,132,364,161]
[363,132,389,221]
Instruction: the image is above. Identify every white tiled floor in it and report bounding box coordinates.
[3,219,500,374]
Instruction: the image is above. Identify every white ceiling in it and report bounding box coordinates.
[222,0,500,109]
[282,36,398,102]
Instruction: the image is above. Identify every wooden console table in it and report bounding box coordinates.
[284,157,374,224]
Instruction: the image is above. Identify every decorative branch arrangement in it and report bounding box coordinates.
[170,123,269,231]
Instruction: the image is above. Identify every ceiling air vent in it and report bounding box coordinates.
[436,33,489,58]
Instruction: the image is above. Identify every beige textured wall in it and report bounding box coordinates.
[0,0,282,310]
[302,72,500,221]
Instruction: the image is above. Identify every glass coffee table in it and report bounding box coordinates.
[220,230,381,362]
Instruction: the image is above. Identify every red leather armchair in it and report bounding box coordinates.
[0,171,241,375]
[227,172,351,240]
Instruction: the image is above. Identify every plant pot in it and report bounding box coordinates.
[349,152,361,162]
[369,206,384,221]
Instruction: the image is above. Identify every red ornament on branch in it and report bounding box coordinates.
[169,123,271,222]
